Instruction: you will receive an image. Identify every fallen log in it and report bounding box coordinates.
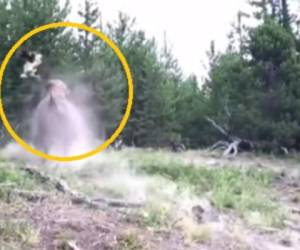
[92,197,144,208]
[21,165,144,209]
[11,189,48,202]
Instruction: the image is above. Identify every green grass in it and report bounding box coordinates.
[0,219,40,250]
[0,161,45,203]
[0,149,286,228]
[142,201,171,229]
[0,163,41,249]
[138,161,286,227]
[178,218,213,244]
[0,164,36,187]
[0,162,44,249]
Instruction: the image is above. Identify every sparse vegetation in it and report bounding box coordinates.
[35,149,289,230]
[0,219,40,250]
[54,229,78,250]
[117,231,146,250]
[0,162,39,202]
[0,148,299,249]
[142,201,172,229]
[0,164,40,249]
[178,217,213,244]
[138,159,286,227]
[0,0,300,249]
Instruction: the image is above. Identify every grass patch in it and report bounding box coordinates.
[142,200,172,229]
[139,162,286,227]
[0,161,48,203]
[0,163,36,189]
[178,217,213,244]
[117,231,146,250]
[0,219,39,249]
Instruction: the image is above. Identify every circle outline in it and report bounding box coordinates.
[0,22,134,162]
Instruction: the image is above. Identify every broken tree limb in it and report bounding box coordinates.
[223,139,241,157]
[92,197,144,208]
[209,141,229,151]
[205,116,254,157]
[21,165,144,210]
[11,189,48,202]
[205,116,229,138]
[205,116,238,156]
[280,146,289,155]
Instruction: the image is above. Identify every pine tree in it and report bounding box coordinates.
[280,0,292,31]
[205,1,300,152]
[78,0,102,72]
[249,0,269,20]
[0,0,70,143]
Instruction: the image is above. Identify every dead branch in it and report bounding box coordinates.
[209,140,229,151]
[223,139,241,157]
[205,116,238,156]
[0,183,48,203]
[290,207,300,214]
[205,117,253,157]
[11,189,48,202]
[205,116,229,138]
[224,102,231,120]
[22,165,144,210]
[280,146,289,155]
[92,197,144,208]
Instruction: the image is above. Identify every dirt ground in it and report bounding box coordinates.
[1,150,300,250]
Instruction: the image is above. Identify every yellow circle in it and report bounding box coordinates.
[0,22,134,162]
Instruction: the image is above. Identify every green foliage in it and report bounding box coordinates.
[107,13,184,146]
[0,164,36,191]
[0,0,71,143]
[204,2,300,152]
[249,20,295,65]
[143,202,171,229]
[139,161,285,227]
[1,0,300,152]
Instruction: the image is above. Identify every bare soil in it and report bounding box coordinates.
[1,151,300,250]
